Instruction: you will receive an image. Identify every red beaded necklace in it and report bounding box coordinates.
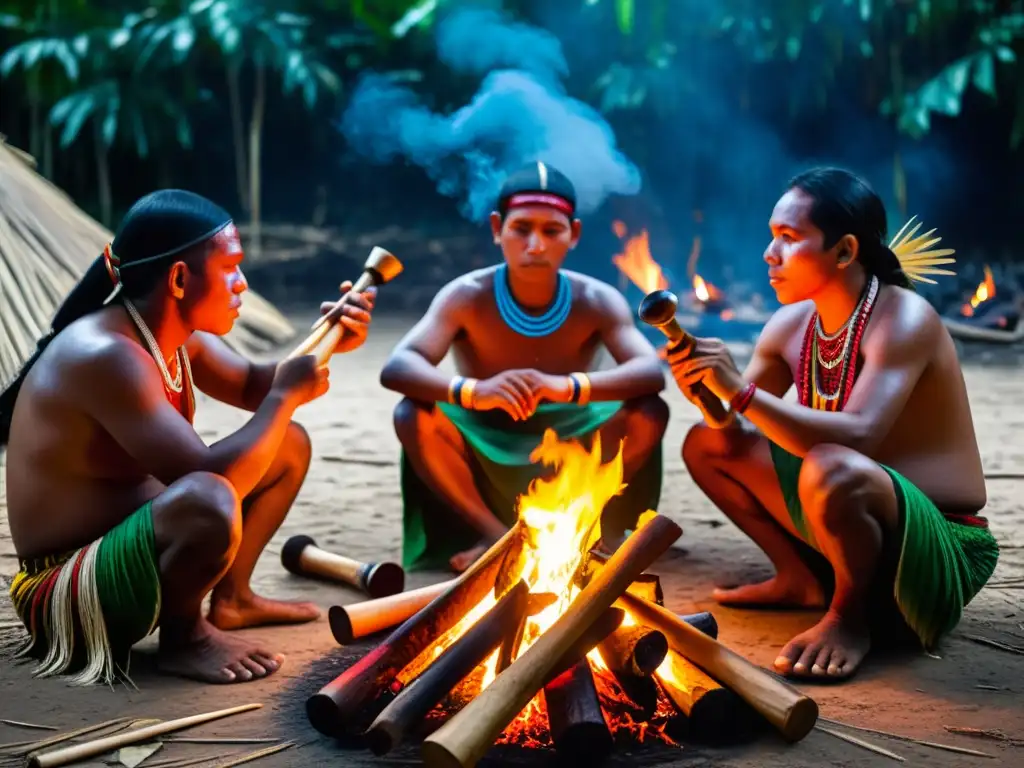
[796,275,879,412]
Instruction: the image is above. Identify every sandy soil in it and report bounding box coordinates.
[1,314,1022,768]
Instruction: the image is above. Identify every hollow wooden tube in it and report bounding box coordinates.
[420,514,682,768]
[329,580,454,645]
[281,535,405,598]
[544,660,613,763]
[597,624,668,678]
[306,523,523,737]
[655,649,747,744]
[365,581,530,756]
[617,592,819,743]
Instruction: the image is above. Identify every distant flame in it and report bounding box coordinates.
[961,266,996,317]
[692,274,724,305]
[612,221,670,294]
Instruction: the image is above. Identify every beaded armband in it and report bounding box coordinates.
[568,372,591,406]
[449,376,478,409]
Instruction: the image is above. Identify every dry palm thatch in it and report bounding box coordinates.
[0,137,296,389]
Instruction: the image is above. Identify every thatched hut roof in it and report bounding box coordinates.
[0,137,296,388]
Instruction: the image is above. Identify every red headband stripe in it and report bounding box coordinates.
[506,193,573,216]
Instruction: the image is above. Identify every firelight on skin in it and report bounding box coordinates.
[666,167,998,683]
[380,161,669,576]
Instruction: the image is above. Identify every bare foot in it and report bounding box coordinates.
[773,610,871,681]
[712,574,826,609]
[209,592,321,631]
[449,545,488,574]
[158,619,284,684]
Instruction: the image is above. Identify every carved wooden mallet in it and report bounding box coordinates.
[287,246,404,366]
[637,289,734,429]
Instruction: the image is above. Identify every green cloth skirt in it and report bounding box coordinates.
[10,502,162,685]
[401,401,663,572]
[769,443,999,650]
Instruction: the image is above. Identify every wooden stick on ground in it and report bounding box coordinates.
[26,704,262,768]
[0,721,56,731]
[817,717,997,758]
[209,742,295,768]
[0,717,135,757]
[815,724,906,762]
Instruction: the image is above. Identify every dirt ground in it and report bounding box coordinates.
[1,314,1022,768]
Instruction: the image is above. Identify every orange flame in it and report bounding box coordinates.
[394,430,679,747]
[961,266,996,317]
[612,222,670,294]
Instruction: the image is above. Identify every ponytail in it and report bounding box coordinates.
[0,256,116,446]
[863,241,913,290]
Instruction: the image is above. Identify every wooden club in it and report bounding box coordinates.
[287,246,403,366]
[618,591,819,743]
[637,289,734,428]
[420,514,682,768]
[281,535,404,599]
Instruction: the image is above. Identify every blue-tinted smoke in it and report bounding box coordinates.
[339,7,640,222]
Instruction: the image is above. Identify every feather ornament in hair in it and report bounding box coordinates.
[888,215,957,285]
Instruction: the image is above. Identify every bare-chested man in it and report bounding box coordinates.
[381,162,669,573]
[1,189,375,686]
[669,167,999,681]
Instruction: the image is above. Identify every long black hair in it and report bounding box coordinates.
[0,189,232,446]
[788,167,912,290]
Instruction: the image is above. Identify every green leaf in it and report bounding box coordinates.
[391,0,436,38]
[51,91,97,148]
[996,45,1015,63]
[101,92,120,148]
[130,107,149,157]
[615,0,634,35]
[972,52,996,98]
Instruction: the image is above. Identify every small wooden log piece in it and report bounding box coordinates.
[420,514,682,768]
[655,648,748,744]
[544,660,613,763]
[306,523,523,738]
[365,581,531,756]
[281,535,405,598]
[597,624,668,678]
[329,580,453,645]
[581,549,664,605]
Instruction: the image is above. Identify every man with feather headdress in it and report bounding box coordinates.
[668,168,999,682]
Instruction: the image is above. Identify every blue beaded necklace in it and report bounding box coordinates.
[493,264,572,337]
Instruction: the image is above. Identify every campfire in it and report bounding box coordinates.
[305,432,818,766]
[960,265,996,318]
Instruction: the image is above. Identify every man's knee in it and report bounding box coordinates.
[681,421,749,473]
[156,472,241,556]
[282,421,312,475]
[393,397,436,448]
[798,445,881,528]
[622,394,670,444]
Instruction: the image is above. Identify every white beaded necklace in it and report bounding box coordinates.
[123,297,192,398]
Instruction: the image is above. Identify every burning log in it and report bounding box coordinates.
[618,592,818,743]
[597,624,667,678]
[679,611,718,639]
[420,513,682,768]
[306,522,524,737]
[543,606,624,685]
[281,536,404,598]
[581,549,663,605]
[365,580,531,756]
[544,660,613,762]
[656,649,748,744]
[329,581,453,645]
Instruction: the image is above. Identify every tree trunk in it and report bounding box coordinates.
[248,61,266,257]
[227,62,250,213]
[94,127,112,227]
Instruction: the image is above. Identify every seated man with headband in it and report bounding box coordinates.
[382,161,668,573]
[1,189,376,686]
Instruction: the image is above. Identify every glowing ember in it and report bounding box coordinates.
[692,274,724,305]
[394,430,680,747]
[961,265,996,317]
[612,222,670,294]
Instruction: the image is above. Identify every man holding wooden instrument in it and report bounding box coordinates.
[381,161,669,574]
[0,190,376,686]
[667,168,999,682]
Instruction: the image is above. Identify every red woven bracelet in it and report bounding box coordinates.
[731,381,756,413]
